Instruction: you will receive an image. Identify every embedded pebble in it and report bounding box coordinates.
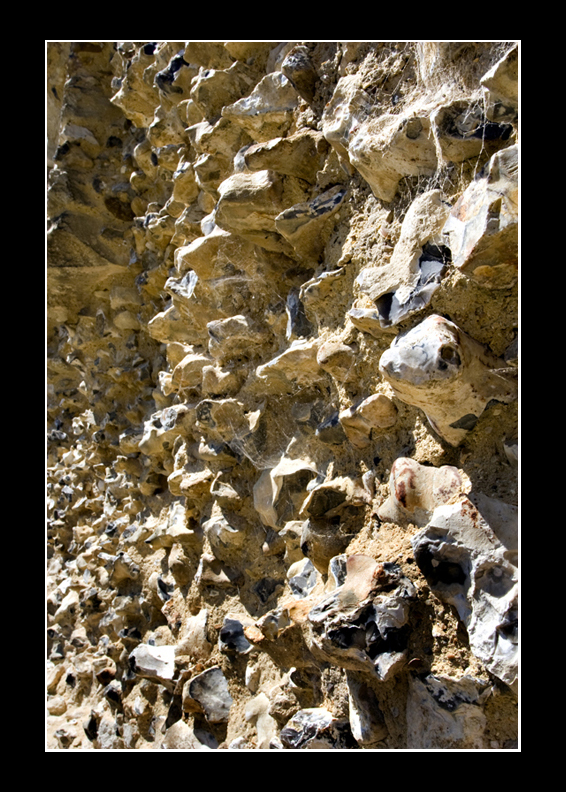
[182,666,233,723]
[379,314,518,446]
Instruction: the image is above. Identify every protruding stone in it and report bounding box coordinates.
[280,707,357,749]
[281,45,318,103]
[378,457,471,527]
[406,674,489,749]
[442,144,518,288]
[109,551,140,584]
[412,493,518,685]
[161,720,216,750]
[307,556,416,679]
[203,506,247,563]
[182,666,233,722]
[219,616,253,654]
[275,186,347,261]
[207,314,271,364]
[244,129,329,183]
[300,267,345,323]
[189,61,255,122]
[300,518,357,574]
[316,338,356,382]
[253,457,320,530]
[434,100,513,163]
[348,113,437,202]
[346,671,388,746]
[171,350,212,391]
[214,169,300,252]
[287,558,318,598]
[195,397,261,444]
[255,339,325,388]
[129,644,176,688]
[300,476,371,520]
[144,501,198,547]
[321,74,371,162]
[339,394,398,448]
[175,608,213,660]
[355,190,451,328]
[347,306,397,338]
[481,44,518,123]
[222,72,300,142]
[379,314,518,446]
[245,692,279,749]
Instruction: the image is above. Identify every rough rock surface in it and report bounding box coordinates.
[46,41,520,751]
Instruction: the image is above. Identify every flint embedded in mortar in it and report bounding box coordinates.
[442,144,518,288]
[339,394,398,448]
[129,644,176,688]
[219,617,253,654]
[280,707,357,749]
[47,42,520,749]
[275,186,347,262]
[432,100,513,163]
[182,666,233,723]
[378,457,471,527]
[411,493,518,686]
[307,555,416,680]
[379,314,517,446]
[348,112,437,202]
[356,190,451,328]
[222,72,300,143]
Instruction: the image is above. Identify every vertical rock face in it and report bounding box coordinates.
[46,41,519,751]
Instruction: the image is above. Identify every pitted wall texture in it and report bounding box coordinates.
[46,41,519,750]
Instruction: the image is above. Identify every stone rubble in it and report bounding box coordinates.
[47,41,519,750]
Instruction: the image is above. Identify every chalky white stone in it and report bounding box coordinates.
[378,457,471,527]
[442,145,518,288]
[379,314,517,445]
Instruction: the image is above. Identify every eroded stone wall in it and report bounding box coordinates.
[46,41,519,750]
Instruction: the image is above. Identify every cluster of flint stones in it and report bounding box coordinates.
[47,41,518,750]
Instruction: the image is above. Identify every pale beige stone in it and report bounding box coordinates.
[222,72,299,142]
[349,112,438,202]
[442,145,518,288]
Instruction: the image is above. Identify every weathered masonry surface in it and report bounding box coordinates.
[46,41,519,750]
